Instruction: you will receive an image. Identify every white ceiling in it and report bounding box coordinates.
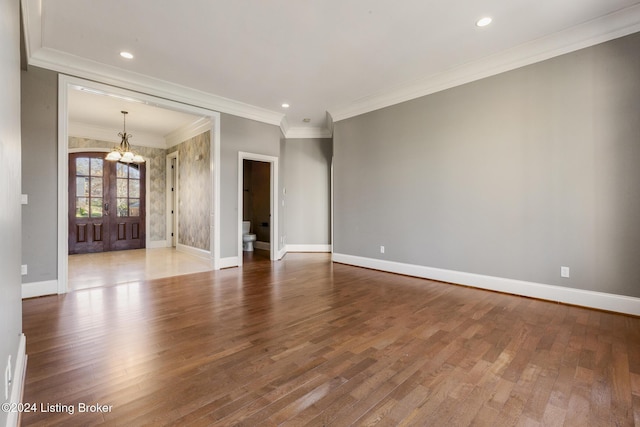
[22,0,640,138]
[67,88,205,147]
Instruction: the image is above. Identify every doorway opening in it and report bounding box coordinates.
[58,75,221,294]
[237,152,279,266]
[242,159,271,254]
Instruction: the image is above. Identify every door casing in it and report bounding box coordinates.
[58,75,221,294]
[237,151,279,266]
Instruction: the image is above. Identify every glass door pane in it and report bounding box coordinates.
[116,163,141,217]
[75,157,103,218]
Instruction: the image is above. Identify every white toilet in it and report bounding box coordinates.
[242,221,257,252]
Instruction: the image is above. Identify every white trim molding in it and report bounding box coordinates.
[165,117,212,148]
[328,4,640,122]
[148,240,169,249]
[58,75,222,293]
[237,152,279,266]
[22,280,58,299]
[21,0,283,127]
[219,256,239,269]
[332,253,640,316]
[279,116,332,139]
[287,244,332,253]
[176,243,211,260]
[6,334,27,427]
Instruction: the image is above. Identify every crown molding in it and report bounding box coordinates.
[23,0,640,127]
[165,117,212,148]
[280,115,332,139]
[68,121,167,148]
[21,0,41,61]
[325,112,334,137]
[279,115,291,137]
[284,126,333,139]
[328,4,640,122]
[22,0,283,127]
[28,47,285,126]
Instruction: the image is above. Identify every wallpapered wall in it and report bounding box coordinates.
[172,131,211,251]
[69,137,167,242]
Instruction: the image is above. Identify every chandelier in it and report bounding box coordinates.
[105,111,145,163]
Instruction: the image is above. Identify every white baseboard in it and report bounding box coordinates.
[286,244,332,253]
[332,253,640,316]
[176,243,211,260]
[22,280,58,299]
[147,240,168,249]
[219,256,239,269]
[277,247,287,260]
[6,334,27,427]
[255,241,270,251]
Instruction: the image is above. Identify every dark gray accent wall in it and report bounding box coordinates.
[21,66,58,284]
[1,0,23,421]
[220,113,281,257]
[284,138,333,245]
[334,31,640,298]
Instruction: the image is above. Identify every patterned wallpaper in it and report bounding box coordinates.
[173,131,211,251]
[68,137,167,242]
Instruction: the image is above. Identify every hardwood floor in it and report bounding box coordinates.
[22,253,640,426]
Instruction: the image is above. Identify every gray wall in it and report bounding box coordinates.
[21,66,58,283]
[334,31,640,298]
[284,138,333,246]
[1,0,23,421]
[220,113,281,258]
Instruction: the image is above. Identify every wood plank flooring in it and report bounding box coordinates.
[21,252,640,426]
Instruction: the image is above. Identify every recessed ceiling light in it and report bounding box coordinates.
[120,51,134,59]
[476,17,492,27]
[281,103,290,108]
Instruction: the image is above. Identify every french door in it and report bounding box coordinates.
[69,152,146,254]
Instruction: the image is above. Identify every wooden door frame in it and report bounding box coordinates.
[58,75,221,294]
[68,148,150,253]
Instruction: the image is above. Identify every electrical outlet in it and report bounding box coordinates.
[21,264,28,276]
[380,246,385,254]
[561,266,570,278]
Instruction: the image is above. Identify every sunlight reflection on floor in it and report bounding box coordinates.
[68,247,213,290]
